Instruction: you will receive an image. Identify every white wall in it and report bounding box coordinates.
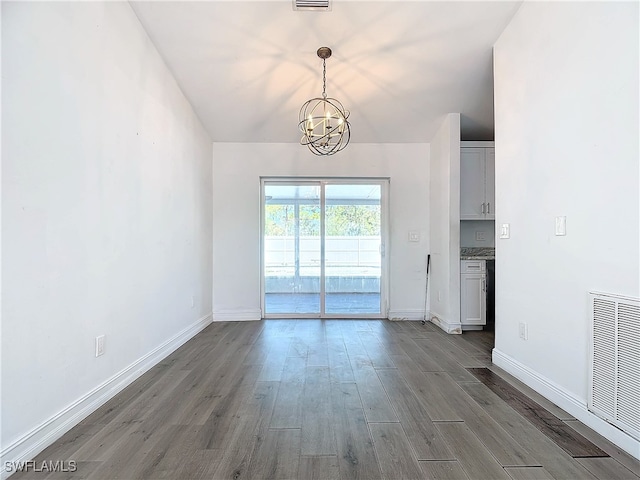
[428,114,461,333]
[460,220,495,248]
[212,143,429,321]
[494,1,639,455]
[1,1,213,469]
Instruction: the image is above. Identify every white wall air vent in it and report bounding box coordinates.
[293,0,331,11]
[589,292,640,441]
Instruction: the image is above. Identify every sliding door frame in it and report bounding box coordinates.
[260,177,389,319]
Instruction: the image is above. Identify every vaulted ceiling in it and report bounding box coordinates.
[130,1,522,144]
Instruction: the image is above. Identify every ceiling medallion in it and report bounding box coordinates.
[298,47,351,155]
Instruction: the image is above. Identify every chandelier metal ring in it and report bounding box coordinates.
[299,47,351,156]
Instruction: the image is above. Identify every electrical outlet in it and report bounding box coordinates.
[95,335,105,357]
[475,231,486,241]
[518,322,528,340]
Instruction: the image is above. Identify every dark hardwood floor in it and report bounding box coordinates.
[14,320,640,480]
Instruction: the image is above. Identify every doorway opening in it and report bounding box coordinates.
[261,179,389,318]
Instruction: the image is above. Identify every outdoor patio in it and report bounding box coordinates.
[264,292,381,315]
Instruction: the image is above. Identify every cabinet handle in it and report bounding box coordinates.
[481,203,485,214]
[482,279,486,292]
[487,202,490,214]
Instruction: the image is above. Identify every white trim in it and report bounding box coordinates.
[263,313,387,320]
[320,182,326,315]
[387,309,425,321]
[492,348,640,460]
[0,314,213,480]
[212,309,262,321]
[429,312,462,334]
[589,290,639,303]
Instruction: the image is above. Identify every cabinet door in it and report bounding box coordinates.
[484,148,495,220]
[460,149,486,220]
[460,273,486,325]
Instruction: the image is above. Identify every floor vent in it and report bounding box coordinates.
[293,0,331,11]
[589,291,640,441]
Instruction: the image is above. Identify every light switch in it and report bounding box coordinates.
[500,223,510,239]
[555,216,566,236]
[409,231,420,242]
[519,322,528,340]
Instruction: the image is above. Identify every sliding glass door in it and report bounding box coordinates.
[263,184,321,314]
[262,179,387,318]
[325,184,382,315]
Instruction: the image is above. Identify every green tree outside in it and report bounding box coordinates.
[265,204,380,236]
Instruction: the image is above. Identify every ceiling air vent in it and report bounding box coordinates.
[293,0,331,11]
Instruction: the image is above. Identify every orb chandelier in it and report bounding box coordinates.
[298,47,351,156]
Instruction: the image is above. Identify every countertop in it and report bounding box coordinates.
[460,247,495,260]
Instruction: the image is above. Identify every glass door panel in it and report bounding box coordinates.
[264,184,321,315]
[324,184,382,315]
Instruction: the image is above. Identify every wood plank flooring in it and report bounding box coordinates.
[467,368,608,458]
[14,320,640,480]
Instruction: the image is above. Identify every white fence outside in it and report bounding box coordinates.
[265,236,381,293]
[264,235,381,277]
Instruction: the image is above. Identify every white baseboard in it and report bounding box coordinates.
[387,309,425,321]
[428,311,462,334]
[492,348,640,460]
[0,313,213,480]
[212,309,262,321]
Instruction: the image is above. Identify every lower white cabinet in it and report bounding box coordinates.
[461,260,486,325]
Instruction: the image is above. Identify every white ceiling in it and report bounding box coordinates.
[130,1,522,144]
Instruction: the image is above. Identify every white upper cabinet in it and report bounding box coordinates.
[460,148,486,219]
[460,142,495,220]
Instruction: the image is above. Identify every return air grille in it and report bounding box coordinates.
[293,0,331,11]
[589,292,640,441]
